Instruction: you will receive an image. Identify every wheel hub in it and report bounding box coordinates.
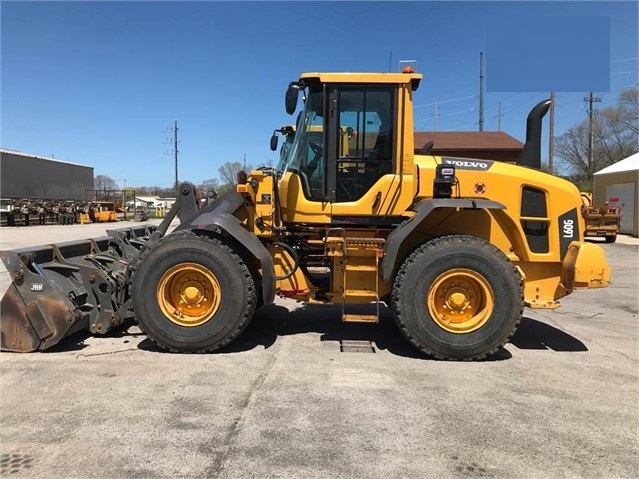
[446,290,470,311]
[428,268,494,333]
[157,263,222,327]
[181,282,205,305]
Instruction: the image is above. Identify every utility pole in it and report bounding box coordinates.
[174,120,179,197]
[549,92,555,174]
[497,102,502,132]
[434,101,439,131]
[583,92,601,180]
[123,179,127,220]
[243,153,246,170]
[479,52,485,132]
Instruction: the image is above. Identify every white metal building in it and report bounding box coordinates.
[126,197,175,209]
[593,152,639,237]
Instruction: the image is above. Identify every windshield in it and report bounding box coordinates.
[279,90,324,176]
[276,131,295,172]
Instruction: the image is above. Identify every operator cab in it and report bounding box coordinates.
[275,71,422,224]
[282,78,396,203]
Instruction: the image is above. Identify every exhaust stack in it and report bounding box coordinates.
[517,99,552,169]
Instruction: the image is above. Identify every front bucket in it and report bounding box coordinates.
[0,225,155,352]
[0,266,88,352]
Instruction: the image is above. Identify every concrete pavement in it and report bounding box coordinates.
[0,222,637,478]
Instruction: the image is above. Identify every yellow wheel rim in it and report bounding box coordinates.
[427,268,494,333]
[157,262,222,327]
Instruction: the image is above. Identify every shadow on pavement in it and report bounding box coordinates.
[509,317,588,352]
[214,303,513,361]
[42,309,584,359]
[220,302,427,359]
[41,331,91,352]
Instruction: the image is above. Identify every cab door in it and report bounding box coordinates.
[326,85,410,224]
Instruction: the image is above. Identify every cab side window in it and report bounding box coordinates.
[335,88,395,202]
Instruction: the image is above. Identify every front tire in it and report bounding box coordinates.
[391,235,523,360]
[130,231,257,352]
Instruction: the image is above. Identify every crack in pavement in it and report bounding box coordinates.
[74,348,140,358]
[204,343,281,478]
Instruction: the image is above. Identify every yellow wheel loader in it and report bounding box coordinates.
[1,69,611,360]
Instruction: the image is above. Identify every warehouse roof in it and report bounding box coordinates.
[0,148,92,168]
[414,131,524,151]
[594,152,639,175]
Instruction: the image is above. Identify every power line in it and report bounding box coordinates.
[439,107,477,119]
[557,97,588,107]
[612,83,639,90]
[415,107,477,129]
[442,121,478,132]
[413,95,476,108]
[501,92,545,116]
[483,92,522,112]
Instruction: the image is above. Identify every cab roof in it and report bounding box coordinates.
[299,71,423,90]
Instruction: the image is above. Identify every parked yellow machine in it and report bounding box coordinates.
[1,68,611,360]
[90,202,118,223]
[580,192,622,243]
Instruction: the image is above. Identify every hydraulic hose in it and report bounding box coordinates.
[272,241,299,280]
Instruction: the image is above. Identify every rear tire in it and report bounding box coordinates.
[391,235,523,360]
[130,231,256,352]
[605,234,617,243]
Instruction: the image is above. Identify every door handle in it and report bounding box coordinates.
[372,191,382,210]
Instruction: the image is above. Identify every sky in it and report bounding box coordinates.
[1,0,637,189]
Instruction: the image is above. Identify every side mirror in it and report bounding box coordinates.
[270,132,279,151]
[420,140,435,155]
[285,83,301,115]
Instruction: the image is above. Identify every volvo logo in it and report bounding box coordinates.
[442,158,494,171]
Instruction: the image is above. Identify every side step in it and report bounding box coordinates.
[342,313,378,323]
[342,303,379,323]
